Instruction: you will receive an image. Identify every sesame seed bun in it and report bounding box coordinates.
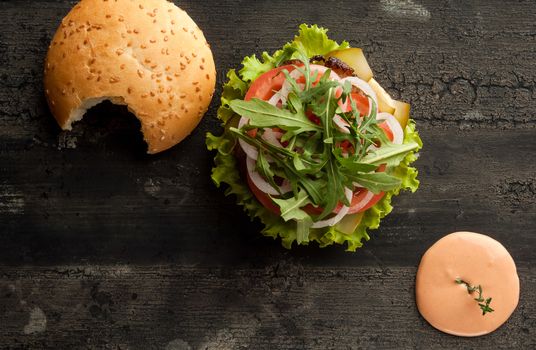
[44,0,216,154]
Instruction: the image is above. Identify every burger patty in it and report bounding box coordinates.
[280,56,356,78]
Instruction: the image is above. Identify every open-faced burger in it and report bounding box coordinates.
[207,24,422,250]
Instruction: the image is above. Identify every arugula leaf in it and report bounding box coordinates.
[344,172,402,194]
[272,190,311,222]
[361,141,420,167]
[230,98,321,133]
[256,149,280,194]
[230,128,324,205]
[333,148,378,173]
[296,216,314,244]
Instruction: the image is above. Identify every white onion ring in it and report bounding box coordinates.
[346,190,374,215]
[311,187,353,228]
[377,112,403,144]
[246,156,291,195]
[333,114,350,134]
[262,128,284,147]
[267,92,282,106]
[237,117,259,160]
[341,76,378,116]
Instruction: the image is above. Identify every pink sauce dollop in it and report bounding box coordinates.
[416,231,519,336]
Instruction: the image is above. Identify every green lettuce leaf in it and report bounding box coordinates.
[206,24,423,251]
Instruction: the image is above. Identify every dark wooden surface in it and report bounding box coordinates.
[1,0,535,349]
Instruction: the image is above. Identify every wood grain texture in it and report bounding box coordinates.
[0,0,535,348]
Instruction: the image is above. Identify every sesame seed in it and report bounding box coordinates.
[61,89,66,95]
[137,70,144,78]
[120,64,125,69]
[127,87,132,94]
[139,4,144,9]
[195,87,200,92]
[205,74,210,80]
[140,44,147,49]
[166,76,172,81]
[134,29,139,34]
[157,98,162,104]
[145,58,151,63]
[200,65,204,70]
[116,49,124,55]
[164,36,168,42]
[182,27,188,32]
[192,81,199,85]
[160,136,165,141]
[105,14,111,18]
[141,93,148,98]
[150,92,155,97]
[150,39,156,43]
[192,53,197,58]
[96,76,101,82]
[110,76,120,83]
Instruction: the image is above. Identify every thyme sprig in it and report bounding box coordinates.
[455,278,494,315]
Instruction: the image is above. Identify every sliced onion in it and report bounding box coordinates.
[267,91,282,106]
[262,128,284,147]
[246,156,291,195]
[333,114,350,134]
[377,112,404,144]
[341,76,378,116]
[237,117,259,160]
[346,190,374,215]
[311,187,353,228]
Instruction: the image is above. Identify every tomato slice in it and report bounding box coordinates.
[246,171,280,215]
[244,65,296,102]
[379,121,394,142]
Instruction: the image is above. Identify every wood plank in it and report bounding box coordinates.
[1,265,534,349]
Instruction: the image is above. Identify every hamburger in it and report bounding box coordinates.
[207,24,422,250]
[44,0,216,153]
